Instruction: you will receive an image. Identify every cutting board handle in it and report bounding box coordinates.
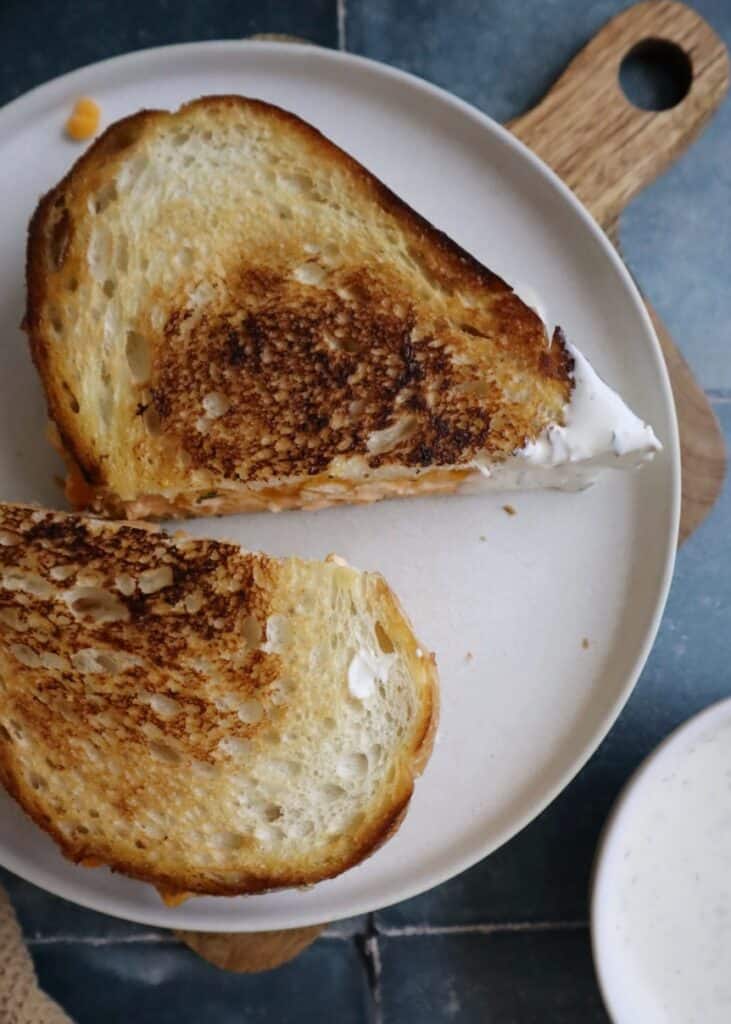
[509,0,729,233]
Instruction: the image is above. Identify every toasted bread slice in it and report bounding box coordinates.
[0,503,437,898]
[26,96,658,519]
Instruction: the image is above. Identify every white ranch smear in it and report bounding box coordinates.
[468,284,660,491]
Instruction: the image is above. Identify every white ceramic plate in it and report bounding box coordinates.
[591,699,731,1023]
[0,42,679,931]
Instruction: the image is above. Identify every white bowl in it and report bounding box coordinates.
[592,698,731,1024]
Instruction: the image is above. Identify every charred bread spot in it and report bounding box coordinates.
[152,269,527,482]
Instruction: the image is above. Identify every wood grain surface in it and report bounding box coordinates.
[181,0,729,972]
[176,924,326,973]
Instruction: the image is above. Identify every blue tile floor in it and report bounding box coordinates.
[1,0,730,1020]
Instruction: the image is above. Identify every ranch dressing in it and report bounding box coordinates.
[593,703,731,1023]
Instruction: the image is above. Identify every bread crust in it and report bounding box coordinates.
[25,96,572,517]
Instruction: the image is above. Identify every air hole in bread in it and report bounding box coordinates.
[338,752,368,780]
[10,643,40,668]
[366,416,417,456]
[278,206,293,220]
[149,740,180,764]
[331,331,360,355]
[29,772,46,790]
[178,246,194,269]
[281,172,313,196]
[115,573,136,597]
[202,130,213,142]
[238,698,264,725]
[40,651,66,671]
[49,207,71,270]
[264,614,291,652]
[2,569,54,599]
[459,323,488,340]
[88,225,113,281]
[0,724,10,742]
[139,566,173,594]
[72,647,133,674]
[0,529,21,547]
[103,278,116,298]
[67,276,79,293]
[321,783,346,801]
[375,622,395,655]
[183,589,204,614]
[293,261,327,286]
[148,694,180,718]
[172,131,190,147]
[214,831,246,851]
[89,809,99,818]
[264,803,282,822]
[143,405,162,436]
[117,154,149,191]
[94,181,118,214]
[202,391,230,419]
[64,587,130,624]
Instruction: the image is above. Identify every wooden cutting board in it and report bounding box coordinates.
[178,0,729,971]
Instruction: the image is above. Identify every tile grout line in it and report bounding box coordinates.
[26,930,353,947]
[356,914,383,1024]
[376,919,589,937]
[337,0,347,51]
[27,932,176,947]
[25,918,588,948]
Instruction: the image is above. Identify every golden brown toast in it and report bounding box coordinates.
[0,503,437,898]
[24,95,585,518]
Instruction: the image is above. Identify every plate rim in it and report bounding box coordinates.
[0,38,681,930]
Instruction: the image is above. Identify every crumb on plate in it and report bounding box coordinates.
[465,651,474,662]
[66,97,101,141]
[502,504,517,517]
[582,637,590,650]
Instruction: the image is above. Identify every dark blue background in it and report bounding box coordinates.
[2,2,729,1020]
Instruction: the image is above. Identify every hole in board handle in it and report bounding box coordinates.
[620,39,692,112]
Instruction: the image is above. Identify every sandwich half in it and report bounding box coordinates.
[25,96,659,519]
[0,503,436,900]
